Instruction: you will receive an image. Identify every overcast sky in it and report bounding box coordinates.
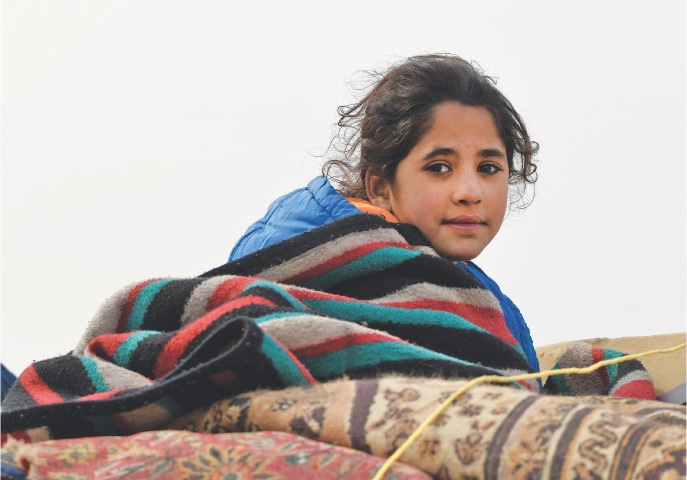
[2,1,685,374]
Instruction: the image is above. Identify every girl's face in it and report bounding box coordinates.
[366,101,509,261]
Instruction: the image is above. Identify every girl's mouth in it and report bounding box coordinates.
[443,215,485,231]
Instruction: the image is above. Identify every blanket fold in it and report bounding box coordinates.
[1,216,658,446]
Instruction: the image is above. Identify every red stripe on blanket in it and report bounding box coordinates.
[86,334,127,359]
[116,279,161,333]
[383,299,516,345]
[612,380,656,400]
[515,379,537,391]
[77,388,128,402]
[285,288,353,302]
[18,365,63,405]
[592,347,610,387]
[293,332,399,359]
[284,241,411,284]
[206,276,257,312]
[153,295,277,378]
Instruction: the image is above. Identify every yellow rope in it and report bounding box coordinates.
[371,342,686,480]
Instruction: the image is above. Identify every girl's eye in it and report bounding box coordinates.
[425,163,450,174]
[478,163,503,175]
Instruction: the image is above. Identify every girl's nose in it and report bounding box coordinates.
[451,174,482,205]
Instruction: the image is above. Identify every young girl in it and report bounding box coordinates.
[228,54,540,370]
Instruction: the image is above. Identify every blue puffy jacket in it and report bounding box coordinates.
[229,176,540,371]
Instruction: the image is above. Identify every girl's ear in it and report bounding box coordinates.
[365,170,393,211]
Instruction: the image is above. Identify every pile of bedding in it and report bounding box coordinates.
[1,216,684,479]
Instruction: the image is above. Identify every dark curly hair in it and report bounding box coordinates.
[322,54,538,207]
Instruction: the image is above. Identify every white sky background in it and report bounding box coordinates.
[2,1,685,374]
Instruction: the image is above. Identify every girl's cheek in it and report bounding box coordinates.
[421,190,444,207]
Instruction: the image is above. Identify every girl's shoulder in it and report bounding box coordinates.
[228,176,359,261]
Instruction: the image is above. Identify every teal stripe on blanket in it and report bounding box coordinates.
[79,357,110,392]
[244,279,308,311]
[304,298,485,332]
[259,333,313,386]
[254,311,313,325]
[126,279,174,331]
[113,331,158,368]
[301,341,482,378]
[301,247,420,290]
[546,372,570,395]
[603,349,622,382]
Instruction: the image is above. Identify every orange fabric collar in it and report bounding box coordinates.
[346,198,400,223]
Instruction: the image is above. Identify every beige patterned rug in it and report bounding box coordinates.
[167,375,686,479]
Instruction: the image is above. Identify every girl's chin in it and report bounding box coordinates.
[433,243,487,262]
[436,250,480,263]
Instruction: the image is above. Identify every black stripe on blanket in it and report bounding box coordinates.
[200,215,432,278]
[141,278,206,331]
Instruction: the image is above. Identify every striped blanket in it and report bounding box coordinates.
[0,215,654,444]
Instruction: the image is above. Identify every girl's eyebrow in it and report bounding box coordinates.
[424,147,506,161]
[424,148,456,160]
[479,148,506,158]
